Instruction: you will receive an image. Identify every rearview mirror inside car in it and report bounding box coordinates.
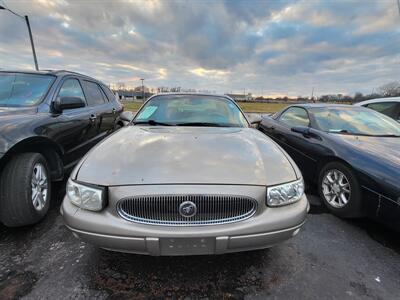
[54,97,85,112]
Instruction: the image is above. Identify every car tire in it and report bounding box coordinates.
[318,161,362,218]
[0,153,51,227]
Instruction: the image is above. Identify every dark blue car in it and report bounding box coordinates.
[259,104,400,230]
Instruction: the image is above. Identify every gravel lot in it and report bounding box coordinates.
[0,183,399,300]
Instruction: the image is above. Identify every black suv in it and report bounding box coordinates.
[0,70,124,227]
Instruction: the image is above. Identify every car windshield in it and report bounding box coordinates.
[0,73,55,107]
[133,95,248,127]
[311,107,400,137]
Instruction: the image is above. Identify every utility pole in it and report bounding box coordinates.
[397,0,400,16]
[311,87,314,101]
[25,16,38,71]
[140,78,145,101]
[0,5,39,70]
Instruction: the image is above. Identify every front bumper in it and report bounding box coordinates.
[61,185,309,256]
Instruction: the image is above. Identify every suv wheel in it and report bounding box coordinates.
[318,161,362,218]
[0,153,51,227]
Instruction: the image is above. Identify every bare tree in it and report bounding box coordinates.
[378,81,400,97]
[116,82,126,91]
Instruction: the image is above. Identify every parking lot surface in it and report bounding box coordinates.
[0,185,399,300]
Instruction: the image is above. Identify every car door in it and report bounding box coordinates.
[101,84,122,125]
[81,80,116,141]
[50,77,98,168]
[266,107,319,181]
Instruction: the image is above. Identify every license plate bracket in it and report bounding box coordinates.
[160,237,215,255]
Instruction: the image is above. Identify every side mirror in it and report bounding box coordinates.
[120,111,135,125]
[54,97,85,112]
[246,113,262,128]
[291,126,311,135]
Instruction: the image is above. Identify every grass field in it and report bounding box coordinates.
[122,101,289,113]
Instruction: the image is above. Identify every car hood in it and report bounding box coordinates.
[75,126,299,186]
[0,106,37,116]
[335,134,400,167]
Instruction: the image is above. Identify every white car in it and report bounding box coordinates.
[355,97,400,122]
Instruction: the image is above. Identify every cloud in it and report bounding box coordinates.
[0,0,399,95]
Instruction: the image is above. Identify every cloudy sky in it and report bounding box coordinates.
[0,0,399,97]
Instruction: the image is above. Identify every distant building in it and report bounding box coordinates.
[114,90,154,101]
[225,93,253,101]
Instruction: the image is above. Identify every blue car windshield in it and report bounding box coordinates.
[312,107,400,137]
[0,73,55,107]
[133,95,248,127]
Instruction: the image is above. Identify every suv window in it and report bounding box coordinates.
[101,85,116,101]
[83,81,106,106]
[58,79,85,102]
[366,102,398,119]
[279,107,310,127]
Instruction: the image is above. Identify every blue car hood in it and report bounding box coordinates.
[336,134,400,167]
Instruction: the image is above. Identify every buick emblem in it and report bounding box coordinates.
[179,201,197,218]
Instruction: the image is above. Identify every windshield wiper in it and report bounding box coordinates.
[132,120,174,126]
[328,130,400,137]
[371,134,400,137]
[328,129,352,134]
[175,122,225,127]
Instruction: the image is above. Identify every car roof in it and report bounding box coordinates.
[0,69,105,84]
[354,97,400,106]
[150,92,234,100]
[288,103,357,109]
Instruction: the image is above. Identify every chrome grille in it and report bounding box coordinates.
[116,195,258,226]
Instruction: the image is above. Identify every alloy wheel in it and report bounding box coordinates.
[31,163,48,211]
[321,169,351,208]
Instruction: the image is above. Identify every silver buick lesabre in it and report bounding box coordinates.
[61,93,308,256]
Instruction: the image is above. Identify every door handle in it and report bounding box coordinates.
[89,114,97,122]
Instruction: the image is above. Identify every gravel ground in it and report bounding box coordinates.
[0,185,399,300]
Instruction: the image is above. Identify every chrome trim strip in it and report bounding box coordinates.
[116,194,258,226]
[362,185,399,205]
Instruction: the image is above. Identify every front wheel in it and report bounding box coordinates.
[0,153,51,227]
[318,161,362,218]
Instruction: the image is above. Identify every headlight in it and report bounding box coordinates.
[267,178,304,207]
[66,179,106,211]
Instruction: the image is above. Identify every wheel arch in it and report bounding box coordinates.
[0,137,64,181]
[315,156,355,182]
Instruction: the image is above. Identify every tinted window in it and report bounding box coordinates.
[134,95,248,127]
[0,73,54,107]
[312,107,400,136]
[83,81,106,106]
[279,107,310,127]
[101,85,116,101]
[366,102,398,118]
[58,79,85,101]
[397,104,400,121]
